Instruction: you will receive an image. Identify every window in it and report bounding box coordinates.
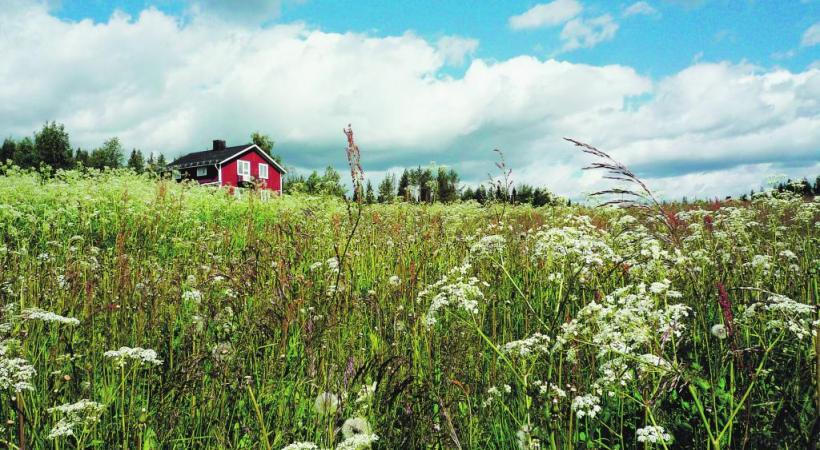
[258,163,269,179]
[196,167,207,177]
[237,160,251,179]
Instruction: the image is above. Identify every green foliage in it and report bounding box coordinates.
[127,149,146,173]
[0,170,817,449]
[35,121,73,170]
[89,137,124,169]
[251,131,282,164]
[13,136,38,168]
[1,138,16,163]
[284,166,346,198]
[377,173,396,203]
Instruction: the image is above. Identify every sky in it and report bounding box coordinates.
[0,0,818,200]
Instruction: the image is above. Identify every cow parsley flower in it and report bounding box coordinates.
[503,333,552,357]
[21,308,79,326]
[103,347,162,367]
[335,432,378,450]
[739,294,816,340]
[469,234,506,257]
[182,289,202,304]
[281,442,319,450]
[636,425,672,444]
[420,261,484,327]
[0,355,36,392]
[47,399,105,440]
[571,394,601,419]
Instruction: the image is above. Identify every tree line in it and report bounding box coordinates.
[285,165,563,206]
[768,177,820,198]
[1,122,166,173]
[4,122,564,206]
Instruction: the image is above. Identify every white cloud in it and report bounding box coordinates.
[509,0,583,30]
[0,1,818,200]
[559,15,619,52]
[436,36,479,66]
[802,22,820,47]
[623,1,659,18]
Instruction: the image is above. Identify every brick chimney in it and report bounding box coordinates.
[212,139,226,151]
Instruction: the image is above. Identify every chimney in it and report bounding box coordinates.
[212,139,226,151]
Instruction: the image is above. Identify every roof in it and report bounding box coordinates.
[168,144,287,174]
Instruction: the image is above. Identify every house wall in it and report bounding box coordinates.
[181,166,219,184]
[220,149,282,192]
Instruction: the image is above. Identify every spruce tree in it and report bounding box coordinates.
[127,149,145,173]
[397,169,410,201]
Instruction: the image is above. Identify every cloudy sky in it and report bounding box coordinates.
[1,0,818,199]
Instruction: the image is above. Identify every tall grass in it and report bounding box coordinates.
[0,167,817,449]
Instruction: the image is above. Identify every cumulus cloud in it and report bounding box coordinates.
[559,15,619,52]
[436,36,479,66]
[508,0,582,30]
[623,2,659,18]
[0,1,818,200]
[802,22,820,47]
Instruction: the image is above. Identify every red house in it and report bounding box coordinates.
[168,140,286,193]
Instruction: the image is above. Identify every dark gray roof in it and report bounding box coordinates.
[168,144,252,169]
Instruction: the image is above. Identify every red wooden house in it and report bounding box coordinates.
[168,140,286,193]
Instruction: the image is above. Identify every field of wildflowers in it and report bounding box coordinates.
[0,168,817,449]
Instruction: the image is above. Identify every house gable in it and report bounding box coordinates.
[218,145,287,174]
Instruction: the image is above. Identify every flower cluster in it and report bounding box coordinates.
[419,261,485,327]
[502,333,552,357]
[47,399,105,439]
[103,346,163,367]
[532,218,617,283]
[739,293,816,340]
[636,425,672,444]
[571,394,602,419]
[20,307,80,325]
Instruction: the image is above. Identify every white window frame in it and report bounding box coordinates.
[258,163,269,179]
[237,160,251,179]
[196,167,207,177]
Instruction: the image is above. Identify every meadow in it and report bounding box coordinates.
[0,167,817,449]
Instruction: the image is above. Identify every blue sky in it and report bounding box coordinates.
[1,0,819,199]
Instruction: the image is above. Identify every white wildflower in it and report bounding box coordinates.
[0,355,36,392]
[47,399,105,440]
[281,443,319,450]
[335,433,378,450]
[21,308,79,326]
[314,392,339,415]
[469,235,506,257]
[341,417,372,439]
[636,425,672,444]
[503,333,551,357]
[182,289,202,304]
[571,394,601,419]
[710,324,728,340]
[388,275,401,286]
[103,347,162,367]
